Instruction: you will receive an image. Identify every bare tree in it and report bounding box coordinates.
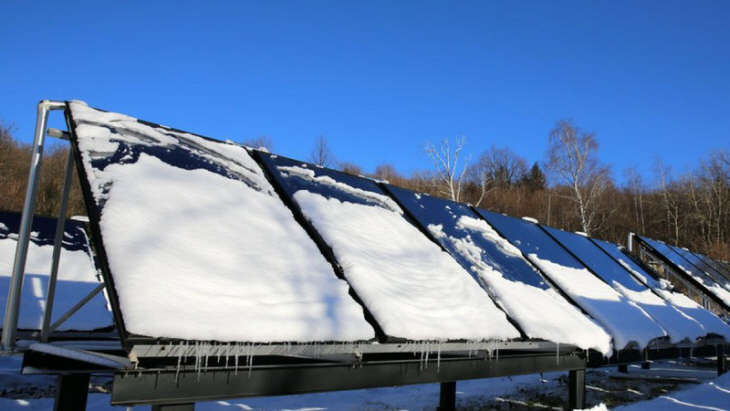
[309,135,336,168]
[466,146,528,207]
[242,135,274,151]
[546,119,612,236]
[424,136,469,202]
[655,161,682,244]
[625,165,646,234]
[372,163,402,184]
[697,150,730,247]
[338,161,362,176]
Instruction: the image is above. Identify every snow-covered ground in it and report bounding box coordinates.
[0,354,726,410]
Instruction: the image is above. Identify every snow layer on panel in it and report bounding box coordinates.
[671,246,730,291]
[592,239,730,338]
[528,256,667,349]
[447,216,612,353]
[292,191,520,341]
[653,289,730,339]
[643,237,730,307]
[545,228,705,343]
[611,283,706,342]
[0,236,112,331]
[69,104,374,342]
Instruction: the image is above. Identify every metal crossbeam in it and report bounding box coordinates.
[112,351,586,406]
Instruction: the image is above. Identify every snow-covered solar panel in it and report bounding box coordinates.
[695,253,730,280]
[591,238,730,339]
[257,153,520,342]
[637,235,730,309]
[0,211,112,331]
[717,259,730,273]
[67,102,375,343]
[544,227,707,343]
[385,186,611,353]
[668,245,730,289]
[475,210,667,350]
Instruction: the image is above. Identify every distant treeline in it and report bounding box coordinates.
[2,120,729,261]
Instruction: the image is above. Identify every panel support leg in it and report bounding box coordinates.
[151,404,195,411]
[617,364,628,373]
[568,369,586,410]
[718,345,726,376]
[54,374,90,411]
[438,381,456,411]
[1,100,65,351]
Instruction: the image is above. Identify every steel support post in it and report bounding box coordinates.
[151,404,195,411]
[568,369,586,410]
[54,374,90,411]
[718,345,726,376]
[627,232,634,252]
[2,100,66,351]
[41,148,75,342]
[438,381,456,411]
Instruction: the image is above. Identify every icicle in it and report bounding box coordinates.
[175,346,183,383]
[234,343,240,375]
[424,341,431,369]
[204,342,210,374]
[248,343,255,379]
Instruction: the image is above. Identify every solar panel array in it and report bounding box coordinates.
[0,211,112,331]
[63,102,730,355]
[636,235,730,310]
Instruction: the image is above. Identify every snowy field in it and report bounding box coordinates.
[0,354,727,410]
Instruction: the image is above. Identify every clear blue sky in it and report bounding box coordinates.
[2,1,728,185]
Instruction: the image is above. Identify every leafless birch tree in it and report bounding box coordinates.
[424,136,469,202]
[546,119,612,236]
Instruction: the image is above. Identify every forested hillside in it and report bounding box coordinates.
[2,119,728,260]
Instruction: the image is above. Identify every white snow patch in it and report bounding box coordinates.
[427,224,447,239]
[615,372,730,410]
[293,190,520,341]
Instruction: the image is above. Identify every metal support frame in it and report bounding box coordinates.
[568,369,586,410]
[41,147,76,342]
[151,404,195,411]
[1,100,107,350]
[47,283,106,335]
[438,381,456,411]
[2,100,66,351]
[627,232,634,253]
[54,373,90,411]
[112,351,586,406]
